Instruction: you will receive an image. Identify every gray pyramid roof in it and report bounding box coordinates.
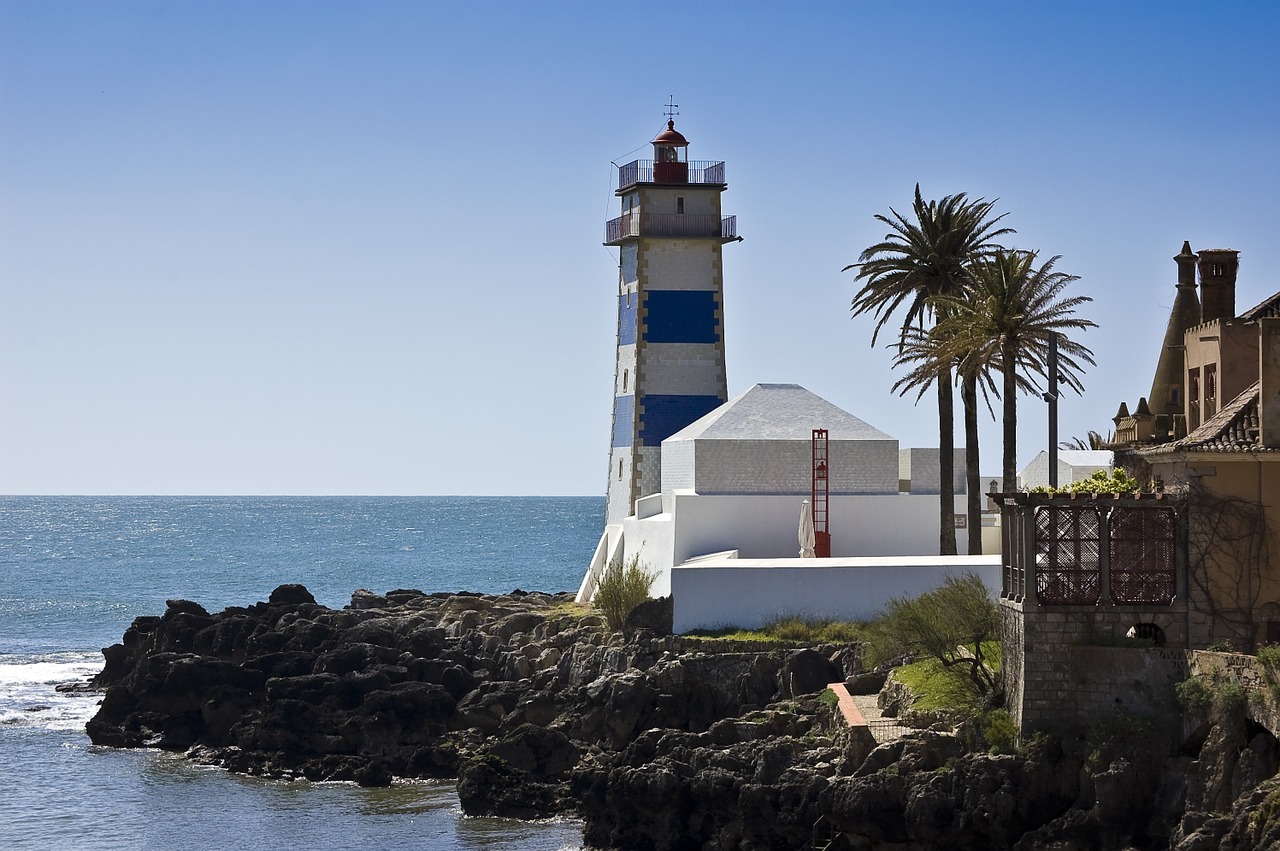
[665,384,894,443]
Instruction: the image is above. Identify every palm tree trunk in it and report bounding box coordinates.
[962,370,982,554]
[938,367,957,555]
[1002,341,1018,494]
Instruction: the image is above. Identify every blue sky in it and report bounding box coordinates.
[2,1,1278,495]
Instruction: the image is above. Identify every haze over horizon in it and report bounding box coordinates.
[3,1,1278,495]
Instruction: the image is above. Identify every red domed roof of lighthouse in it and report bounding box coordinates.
[652,120,688,146]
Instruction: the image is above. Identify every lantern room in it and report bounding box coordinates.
[652,119,689,184]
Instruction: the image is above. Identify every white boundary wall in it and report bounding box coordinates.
[670,555,1002,633]
[610,490,969,597]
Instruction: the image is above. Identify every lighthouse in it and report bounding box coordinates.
[603,118,740,524]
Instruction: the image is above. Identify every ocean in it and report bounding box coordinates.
[0,495,600,850]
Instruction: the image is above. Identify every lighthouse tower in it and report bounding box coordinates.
[603,119,739,523]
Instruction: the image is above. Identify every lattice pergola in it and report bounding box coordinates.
[1109,506,1177,605]
[998,493,1183,608]
[1035,506,1102,605]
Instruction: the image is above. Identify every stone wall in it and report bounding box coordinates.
[1001,598,1189,732]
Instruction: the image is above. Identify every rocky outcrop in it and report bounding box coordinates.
[87,585,853,809]
[87,585,1280,848]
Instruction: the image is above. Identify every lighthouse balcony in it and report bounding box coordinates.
[617,159,726,190]
[605,213,738,245]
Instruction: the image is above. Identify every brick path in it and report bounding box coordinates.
[827,683,910,744]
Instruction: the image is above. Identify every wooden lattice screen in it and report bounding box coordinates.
[1109,506,1177,605]
[1035,506,1101,605]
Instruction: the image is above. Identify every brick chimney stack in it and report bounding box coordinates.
[1197,249,1240,324]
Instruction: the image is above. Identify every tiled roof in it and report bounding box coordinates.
[665,383,894,442]
[1239,291,1280,321]
[1143,381,1270,455]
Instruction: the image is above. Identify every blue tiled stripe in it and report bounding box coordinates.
[639,394,722,445]
[611,395,635,447]
[617,293,637,346]
[621,245,638,284]
[643,290,720,344]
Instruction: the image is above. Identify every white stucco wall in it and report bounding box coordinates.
[670,555,1002,633]
[898,448,968,494]
[1018,450,1114,490]
[686,439,898,495]
[616,490,968,597]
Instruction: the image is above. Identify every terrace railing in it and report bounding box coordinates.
[605,213,738,244]
[617,159,727,190]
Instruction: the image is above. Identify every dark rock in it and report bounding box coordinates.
[623,596,673,635]
[845,670,887,695]
[779,648,835,696]
[268,584,315,606]
[89,585,1271,849]
[349,589,387,610]
[165,599,210,618]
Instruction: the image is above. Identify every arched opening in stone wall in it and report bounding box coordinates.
[1127,622,1167,646]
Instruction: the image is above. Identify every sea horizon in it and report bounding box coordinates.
[0,495,598,849]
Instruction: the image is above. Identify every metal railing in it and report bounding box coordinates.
[617,159,727,189]
[604,213,738,243]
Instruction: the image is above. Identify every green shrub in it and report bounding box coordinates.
[763,615,868,644]
[592,554,656,632]
[894,656,986,717]
[958,708,1019,755]
[1215,681,1247,711]
[818,688,839,710]
[686,616,868,645]
[868,573,1000,695]
[1085,708,1157,773]
[1175,677,1213,716]
[1257,645,1280,671]
[1032,468,1142,495]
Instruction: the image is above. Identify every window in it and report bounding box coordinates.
[1188,368,1201,431]
[1205,363,1218,419]
[676,197,684,214]
[618,459,623,480]
[622,369,628,392]
[1268,621,1280,645]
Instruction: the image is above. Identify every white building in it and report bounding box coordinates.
[1018,449,1114,491]
[578,384,982,609]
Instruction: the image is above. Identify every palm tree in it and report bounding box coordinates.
[1060,430,1112,450]
[931,250,1096,494]
[889,327,997,554]
[847,185,1012,555]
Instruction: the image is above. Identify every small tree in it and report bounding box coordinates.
[593,554,656,632]
[872,573,999,695]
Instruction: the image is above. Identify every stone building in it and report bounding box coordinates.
[1000,242,1280,731]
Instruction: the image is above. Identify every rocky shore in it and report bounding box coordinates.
[86,585,1280,850]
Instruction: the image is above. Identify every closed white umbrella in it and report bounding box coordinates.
[799,499,816,558]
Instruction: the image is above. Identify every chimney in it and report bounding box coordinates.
[1148,241,1201,423]
[1175,240,1197,286]
[1197,248,1240,324]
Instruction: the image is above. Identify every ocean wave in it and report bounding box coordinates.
[0,653,103,731]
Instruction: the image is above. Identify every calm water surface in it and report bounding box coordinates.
[0,496,600,850]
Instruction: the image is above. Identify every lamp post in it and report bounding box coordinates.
[1043,333,1061,489]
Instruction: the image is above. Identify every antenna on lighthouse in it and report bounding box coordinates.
[664,95,679,121]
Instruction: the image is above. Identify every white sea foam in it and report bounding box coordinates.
[0,654,103,731]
